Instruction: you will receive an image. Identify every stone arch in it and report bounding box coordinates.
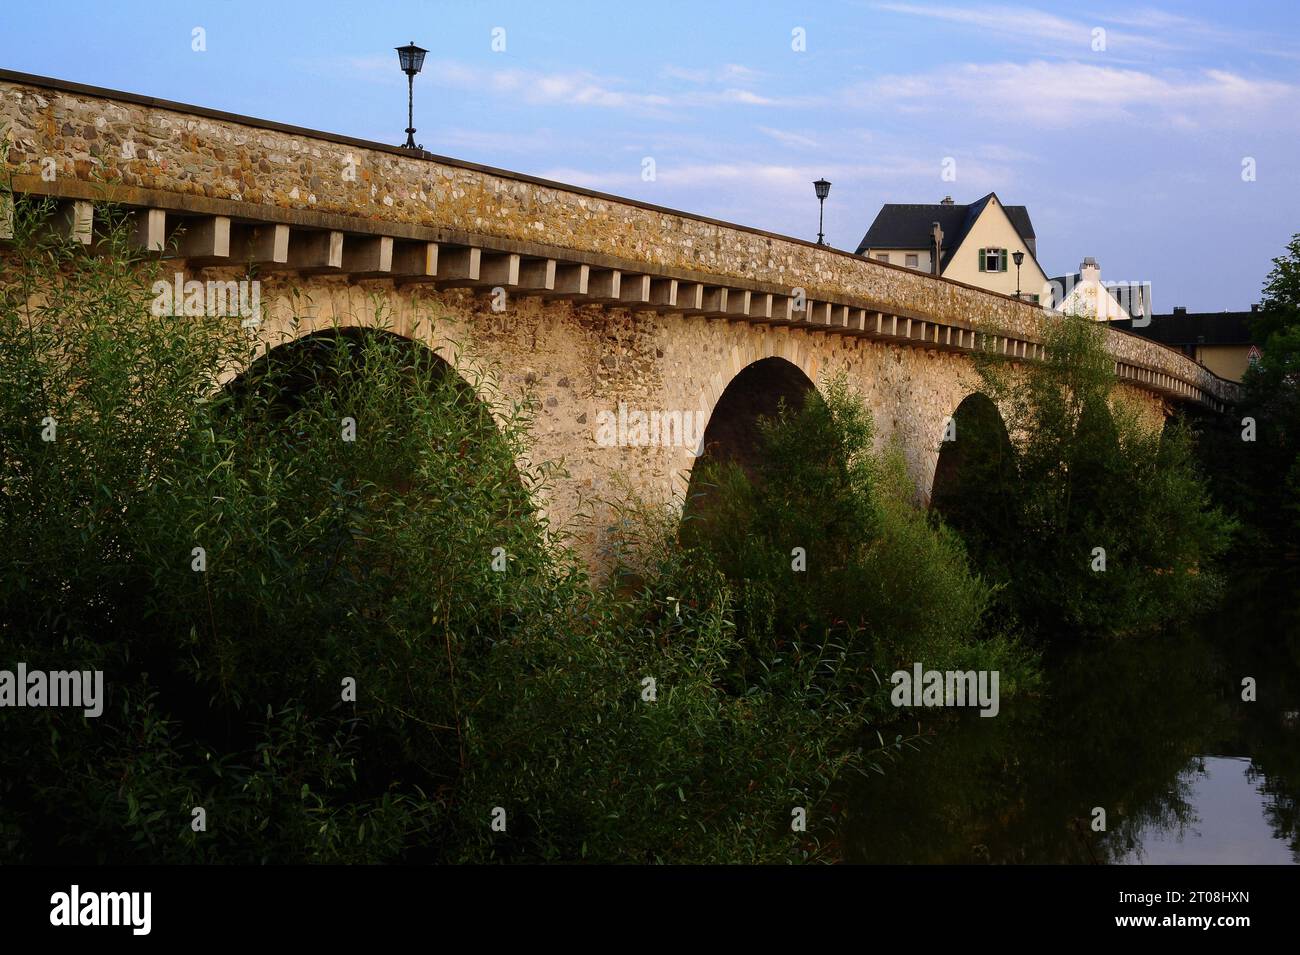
[220,306,535,525]
[673,331,827,502]
[225,325,480,417]
[930,392,1017,536]
[910,367,997,504]
[682,354,818,514]
[700,356,816,469]
[202,275,560,515]
[242,279,518,430]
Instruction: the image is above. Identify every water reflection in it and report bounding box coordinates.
[843,571,1300,864]
[1123,757,1295,864]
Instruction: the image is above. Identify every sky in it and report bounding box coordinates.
[3,0,1299,311]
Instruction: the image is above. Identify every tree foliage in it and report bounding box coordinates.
[1194,232,1300,560]
[678,378,1023,685]
[934,315,1234,639]
[2,192,1012,863]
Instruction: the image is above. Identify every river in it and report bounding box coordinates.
[844,569,1300,864]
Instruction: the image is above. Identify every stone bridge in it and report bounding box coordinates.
[0,70,1239,564]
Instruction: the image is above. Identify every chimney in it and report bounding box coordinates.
[930,221,944,276]
[940,196,955,205]
[1173,306,1187,316]
[1079,256,1100,285]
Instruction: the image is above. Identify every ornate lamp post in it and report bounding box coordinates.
[396,41,428,150]
[1012,249,1025,299]
[813,178,831,245]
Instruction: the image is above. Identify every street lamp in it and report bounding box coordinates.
[1012,249,1025,299]
[395,41,428,150]
[813,178,831,245]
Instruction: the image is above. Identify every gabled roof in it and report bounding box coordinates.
[1109,312,1260,346]
[855,192,1037,270]
[1049,270,1130,315]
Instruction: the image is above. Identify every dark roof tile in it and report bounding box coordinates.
[856,192,1036,267]
[1108,311,1260,345]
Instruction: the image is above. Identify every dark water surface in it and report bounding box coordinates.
[844,570,1300,864]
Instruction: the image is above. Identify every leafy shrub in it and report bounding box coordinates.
[1,191,952,863]
[676,377,1032,701]
[1194,233,1300,561]
[936,314,1235,639]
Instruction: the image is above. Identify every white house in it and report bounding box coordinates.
[1048,258,1151,322]
[855,193,1049,301]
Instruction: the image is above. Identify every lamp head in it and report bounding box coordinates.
[396,42,428,76]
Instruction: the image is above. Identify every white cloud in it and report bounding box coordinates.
[872,2,1172,54]
[536,158,963,194]
[429,127,562,156]
[393,60,668,110]
[874,2,1300,62]
[721,88,778,106]
[308,53,801,117]
[662,64,760,84]
[850,61,1297,128]
[419,60,793,114]
[757,125,820,149]
[536,162,813,192]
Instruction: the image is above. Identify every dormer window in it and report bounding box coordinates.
[979,248,1008,272]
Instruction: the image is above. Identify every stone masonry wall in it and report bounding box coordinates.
[236,277,979,563]
[0,73,1233,404]
[0,72,1229,564]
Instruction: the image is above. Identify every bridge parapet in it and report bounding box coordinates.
[0,69,1237,411]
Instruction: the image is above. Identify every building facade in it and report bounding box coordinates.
[856,193,1049,301]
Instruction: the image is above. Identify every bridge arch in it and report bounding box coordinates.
[681,354,816,524]
[679,348,819,500]
[243,282,518,430]
[930,392,1017,539]
[697,356,816,468]
[675,333,826,501]
[222,291,539,522]
[226,325,485,423]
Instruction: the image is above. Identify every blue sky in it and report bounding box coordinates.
[4,0,1299,310]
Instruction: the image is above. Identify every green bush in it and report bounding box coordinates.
[676,377,1032,699]
[937,314,1235,639]
[1,191,946,863]
[1195,233,1300,561]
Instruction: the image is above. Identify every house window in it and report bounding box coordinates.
[875,253,890,264]
[979,248,1008,272]
[906,253,919,269]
